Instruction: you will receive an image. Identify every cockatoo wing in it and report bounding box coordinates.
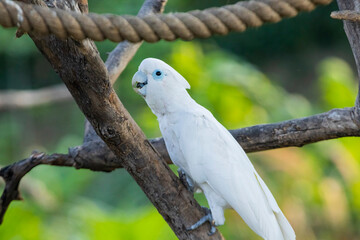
[172,107,295,240]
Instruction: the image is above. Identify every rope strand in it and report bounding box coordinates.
[0,0,333,43]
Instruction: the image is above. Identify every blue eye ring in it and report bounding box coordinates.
[152,69,164,81]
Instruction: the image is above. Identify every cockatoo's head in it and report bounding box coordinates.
[132,58,190,99]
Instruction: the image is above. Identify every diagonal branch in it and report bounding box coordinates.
[84,0,167,140]
[0,0,224,239]
[0,0,164,111]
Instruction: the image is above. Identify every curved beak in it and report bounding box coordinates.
[132,71,148,97]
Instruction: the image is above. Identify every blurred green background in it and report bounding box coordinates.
[1,0,360,239]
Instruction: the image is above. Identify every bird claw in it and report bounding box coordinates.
[178,170,215,234]
[178,168,195,193]
[187,207,217,236]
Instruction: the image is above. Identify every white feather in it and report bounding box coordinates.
[133,58,296,240]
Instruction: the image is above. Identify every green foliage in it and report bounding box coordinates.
[318,57,357,108]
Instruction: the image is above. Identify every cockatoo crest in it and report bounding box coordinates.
[132,58,191,115]
[132,58,190,95]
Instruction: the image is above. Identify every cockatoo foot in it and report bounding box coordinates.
[187,207,217,236]
[178,168,195,193]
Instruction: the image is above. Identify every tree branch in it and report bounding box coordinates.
[85,0,167,141]
[0,151,70,224]
[334,0,360,121]
[0,0,224,239]
[231,107,360,152]
[0,84,71,110]
[2,107,359,223]
[2,106,359,224]
[80,107,360,167]
[1,95,359,226]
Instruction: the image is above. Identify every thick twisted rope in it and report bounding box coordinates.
[0,0,332,43]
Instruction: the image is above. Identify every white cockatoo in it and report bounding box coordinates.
[132,58,296,240]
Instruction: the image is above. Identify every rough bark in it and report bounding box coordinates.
[336,0,360,121]
[230,107,360,152]
[5,0,223,239]
[65,107,360,170]
[84,0,166,142]
[1,106,358,180]
[32,37,221,239]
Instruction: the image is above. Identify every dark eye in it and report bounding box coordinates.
[152,69,164,80]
